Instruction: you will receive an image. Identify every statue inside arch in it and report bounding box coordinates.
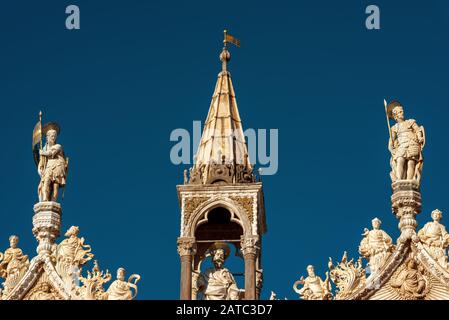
[196,242,241,300]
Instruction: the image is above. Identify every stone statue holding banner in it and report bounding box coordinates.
[32,112,68,202]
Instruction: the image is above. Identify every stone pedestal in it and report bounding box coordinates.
[391,180,422,241]
[32,202,62,255]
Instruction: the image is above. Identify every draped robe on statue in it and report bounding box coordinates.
[197,267,239,300]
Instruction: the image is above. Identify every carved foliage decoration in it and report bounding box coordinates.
[230,196,254,224]
[328,252,366,300]
[77,260,111,300]
[183,197,209,227]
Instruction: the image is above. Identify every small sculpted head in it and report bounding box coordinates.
[41,283,51,293]
[212,248,225,269]
[408,259,418,269]
[9,235,19,248]
[65,226,80,238]
[392,105,405,122]
[431,209,442,222]
[117,267,126,281]
[306,265,315,277]
[372,218,381,230]
[46,129,58,145]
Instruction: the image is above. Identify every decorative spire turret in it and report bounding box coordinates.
[187,31,255,185]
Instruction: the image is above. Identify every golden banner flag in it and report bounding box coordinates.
[225,33,241,47]
[32,121,42,150]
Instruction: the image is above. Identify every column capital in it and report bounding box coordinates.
[177,237,197,257]
[240,235,260,257]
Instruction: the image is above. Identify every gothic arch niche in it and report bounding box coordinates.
[195,206,244,242]
[186,198,252,239]
[192,206,245,300]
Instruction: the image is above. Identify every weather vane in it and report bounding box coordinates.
[223,29,240,48]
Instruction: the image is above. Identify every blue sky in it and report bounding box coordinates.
[1,0,448,299]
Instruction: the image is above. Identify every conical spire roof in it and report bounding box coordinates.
[188,41,254,185]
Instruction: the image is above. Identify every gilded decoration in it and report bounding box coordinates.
[230,196,254,224]
[183,197,209,227]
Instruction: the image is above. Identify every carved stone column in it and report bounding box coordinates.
[191,271,199,300]
[391,180,422,242]
[255,269,263,299]
[32,202,62,255]
[177,237,196,300]
[241,236,260,300]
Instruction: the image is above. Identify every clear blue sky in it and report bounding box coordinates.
[1,0,448,299]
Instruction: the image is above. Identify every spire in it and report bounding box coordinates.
[188,31,255,185]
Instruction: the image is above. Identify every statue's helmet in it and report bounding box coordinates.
[386,100,403,119]
[42,122,61,136]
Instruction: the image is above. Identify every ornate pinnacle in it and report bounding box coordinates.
[220,29,240,72]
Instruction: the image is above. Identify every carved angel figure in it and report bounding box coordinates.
[0,235,30,297]
[55,226,93,287]
[386,101,425,182]
[359,218,393,274]
[418,209,449,269]
[106,267,140,300]
[293,265,332,300]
